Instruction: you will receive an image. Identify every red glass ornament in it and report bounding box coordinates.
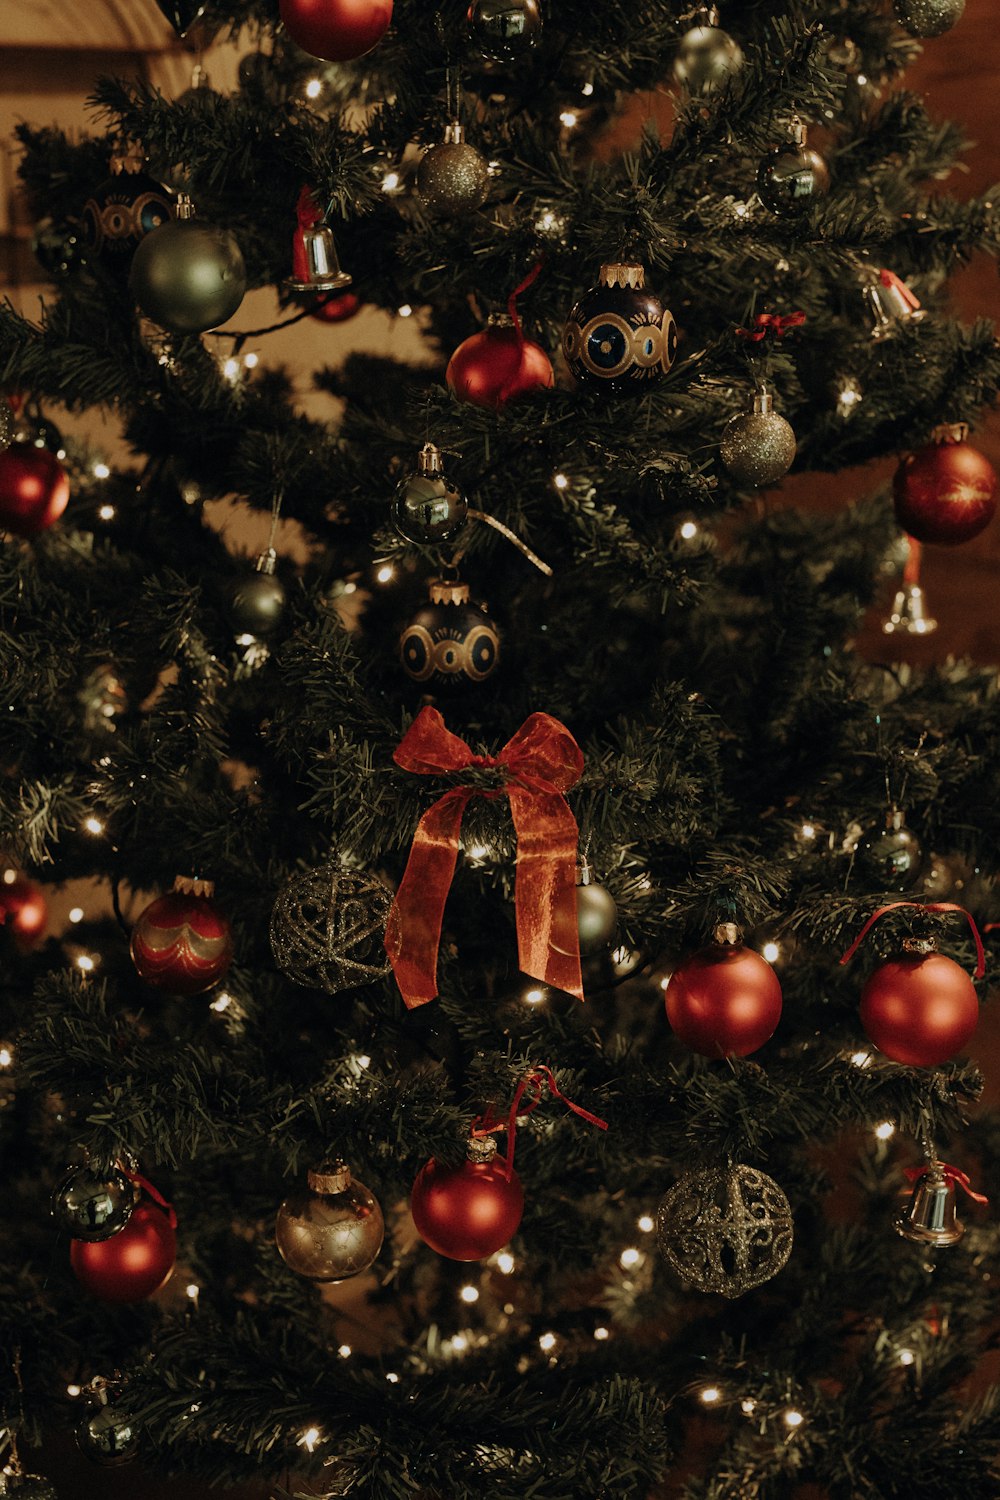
[447,316,554,409]
[278,0,393,61]
[665,939,782,1058]
[308,290,361,323]
[860,951,979,1066]
[0,443,70,536]
[71,1201,176,1302]
[0,871,48,953]
[130,887,233,996]
[411,1149,524,1260]
[893,427,998,545]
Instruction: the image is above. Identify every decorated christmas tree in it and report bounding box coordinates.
[4,0,1000,1495]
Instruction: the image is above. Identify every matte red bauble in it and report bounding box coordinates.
[279,0,393,60]
[0,871,48,953]
[447,313,554,409]
[130,884,233,996]
[308,289,361,323]
[411,1140,524,1260]
[666,935,782,1058]
[71,1201,176,1302]
[860,951,979,1066]
[893,425,997,545]
[0,443,70,536]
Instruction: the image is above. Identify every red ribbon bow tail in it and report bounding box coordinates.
[385,786,474,1009]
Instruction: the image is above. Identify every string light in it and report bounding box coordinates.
[836,376,863,416]
[784,1408,805,1429]
[450,1333,469,1353]
[619,1247,643,1270]
[385,1372,400,1384]
[92,461,111,479]
[397,304,414,318]
[593,1326,609,1340]
[741,1398,756,1416]
[523,987,546,1005]
[382,171,401,193]
[98,504,116,521]
[2,869,15,885]
[553,472,570,490]
[82,816,105,835]
[659,975,671,991]
[899,1348,915,1366]
[66,1384,81,1397]
[799,822,816,840]
[304,77,323,99]
[700,1386,721,1405]
[874,1121,896,1141]
[0,1046,12,1068]
[459,1285,479,1304]
[679,520,699,540]
[581,80,595,96]
[495,1252,515,1274]
[850,1050,872,1068]
[538,1332,557,1352]
[356,1054,371,1069]
[762,941,781,963]
[376,563,395,584]
[559,110,579,128]
[210,992,233,1013]
[337,1344,352,1358]
[466,843,490,862]
[299,1427,321,1452]
[76,954,96,973]
[68,907,84,923]
[637,1214,654,1234]
[535,208,566,236]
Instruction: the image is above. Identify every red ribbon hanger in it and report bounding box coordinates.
[735,311,806,342]
[507,259,544,345]
[471,1065,609,1181]
[385,707,585,1009]
[904,1163,988,1205]
[880,268,922,311]
[839,901,986,977]
[123,1164,178,1228]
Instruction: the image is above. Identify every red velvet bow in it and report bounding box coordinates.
[904,1163,988,1205]
[385,707,585,1008]
[880,268,921,311]
[735,311,807,342]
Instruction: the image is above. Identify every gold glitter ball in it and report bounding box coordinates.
[656,1164,793,1298]
[417,137,490,217]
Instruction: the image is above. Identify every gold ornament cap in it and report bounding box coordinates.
[174,193,196,221]
[749,388,775,416]
[255,547,278,576]
[307,1160,352,1194]
[418,442,444,475]
[486,311,515,329]
[172,874,215,897]
[713,921,742,945]
[428,578,471,606]
[442,121,467,146]
[466,1134,498,1164]
[599,263,646,290]
[931,422,969,445]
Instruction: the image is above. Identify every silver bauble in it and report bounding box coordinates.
[76,1401,139,1467]
[467,0,542,60]
[52,1163,139,1242]
[856,811,923,891]
[720,391,796,488]
[576,872,618,956]
[270,865,392,994]
[231,551,287,637]
[276,1160,384,1281]
[893,0,965,36]
[656,1164,793,1298]
[673,19,743,94]
[757,121,830,216]
[129,195,246,335]
[393,442,469,546]
[416,125,490,217]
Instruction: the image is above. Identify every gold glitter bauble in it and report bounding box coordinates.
[269,865,392,994]
[276,1160,384,1281]
[720,392,796,488]
[656,1164,793,1298]
[893,0,964,36]
[417,126,490,217]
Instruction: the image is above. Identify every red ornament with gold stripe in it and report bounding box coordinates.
[130,876,233,995]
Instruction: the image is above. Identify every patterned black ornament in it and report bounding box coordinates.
[400,579,499,690]
[467,0,542,60]
[393,443,469,546]
[82,150,173,278]
[154,0,209,36]
[757,119,830,216]
[562,263,676,393]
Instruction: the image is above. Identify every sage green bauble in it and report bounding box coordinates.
[129,195,246,335]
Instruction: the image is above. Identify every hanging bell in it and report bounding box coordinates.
[882,582,937,636]
[895,1161,964,1247]
[863,268,926,342]
[284,223,352,294]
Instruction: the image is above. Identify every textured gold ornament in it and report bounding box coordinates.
[269,865,392,994]
[275,1160,385,1281]
[656,1164,793,1297]
[416,123,490,216]
[719,389,796,487]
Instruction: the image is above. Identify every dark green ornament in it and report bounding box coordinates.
[757,118,830,216]
[231,550,287,638]
[393,443,469,546]
[154,0,209,37]
[575,864,618,955]
[129,195,245,335]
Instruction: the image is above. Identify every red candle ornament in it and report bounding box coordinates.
[70,1173,177,1303]
[893,424,997,545]
[0,442,70,536]
[0,870,48,953]
[130,877,233,996]
[841,901,984,1067]
[665,923,783,1058]
[279,0,392,61]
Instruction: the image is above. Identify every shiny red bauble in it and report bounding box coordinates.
[665,942,783,1058]
[447,318,554,409]
[308,289,361,323]
[70,1201,176,1302]
[411,1154,524,1260]
[130,889,233,996]
[279,0,393,60]
[0,871,48,953]
[893,429,998,545]
[860,951,979,1066]
[0,442,70,536]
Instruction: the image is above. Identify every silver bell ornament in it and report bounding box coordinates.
[893,0,965,37]
[52,1162,139,1242]
[575,863,618,956]
[863,268,926,342]
[416,123,490,217]
[129,194,246,334]
[673,6,743,94]
[231,550,287,639]
[895,1161,966,1246]
[719,387,796,488]
[393,442,469,546]
[757,117,830,216]
[275,1159,384,1281]
[855,808,924,891]
[76,1380,139,1467]
[467,0,542,60]
[883,581,937,637]
[283,221,352,295]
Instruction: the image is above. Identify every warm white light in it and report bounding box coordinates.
[799,822,816,840]
[741,1397,756,1415]
[899,1349,915,1366]
[553,472,570,490]
[700,1386,721,1405]
[2,869,15,885]
[559,110,579,128]
[594,1326,610,1340]
[0,1047,12,1069]
[874,1121,895,1141]
[637,1214,654,1234]
[851,1050,872,1068]
[659,975,671,990]
[300,1427,321,1452]
[356,1054,371,1069]
[222,357,241,382]
[76,954,95,973]
[210,992,232,1012]
[679,520,698,540]
[398,304,413,318]
[784,1409,804,1429]
[619,1247,642,1269]
[68,907,84,924]
[305,77,323,98]
[762,942,780,963]
[342,581,357,595]
[451,1333,469,1352]
[385,1372,400,1384]
[733,200,750,219]
[581,80,595,96]
[466,843,490,861]
[93,461,111,479]
[382,171,401,192]
[67,1383,81,1397]
[243,352,259,370]
[837,377,863,414]
[538,1332,557,1352]
[83,816,105,835]
[495,1252,515,1274]
[185,1283,200,1299]
[376,564,395,584]
[338,1344,352,1358]
[460,1285,479,1304]
[98,504,116,521]
[536,209,563,234]
[524,987,546,1005]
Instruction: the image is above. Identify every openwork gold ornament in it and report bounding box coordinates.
[269,865,392,994]
[656,1164,793,1297]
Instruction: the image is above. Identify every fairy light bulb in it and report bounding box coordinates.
[299,1427,321,1452]
[619,1247,642,1269]
[700,1386,721,1405]
[874,1121,895,1141]
[899,1349,915,1366]
[459,1285,479,1304]
[594,1325,609,1340]
[338,1345,352,1358]
[850,1050,872,1068]
[98,504,116,520]
[385,1372,400,1384]
[784,1409,804,1429]
[637,1214,654,1233]
[397,304,413,318]
[0,1046,12,1068]
[93,461,111,479]
[741,1397,756,1415]
[538,1332,557,1352]
[762,941,781,963]
[376,563,395,584]
[553,472,570,490]
[495,1252,515,1274]
[559,109,579,128]
[305,77,323,98]
[83,816,105,835]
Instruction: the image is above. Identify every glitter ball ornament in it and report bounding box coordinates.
[719,389,796,488]
[82,148,173,279]
[665,924,782,1058]
[275,1160,384,1281]
[468,0,542,59]
[656,1164,793,1297]
[860,944,978,1066]
[855,810,924,891]
[893,0,964,36]
[893,425,997,546]
[447,312,553,408]
[0,444,70,536]
[129,195,246,335]
[673,6,743,94]
[399,578,499,689]
[0,401,15,453]
[130,879,233,996]
[0,1474,59,1499]
[411,1135,524,1261]
[417,123,490,217]
[52,1163,139,1242]
[270,864,392,994]
[575,863,618,956]
[71,1200,176,1302]
[758,119,830,216]
[0,870,48,953]
[231,549,287,638]
[562,262,677,393]
[76,1384,139,1467]
[393,443,469,546]
[279,0,393,61]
